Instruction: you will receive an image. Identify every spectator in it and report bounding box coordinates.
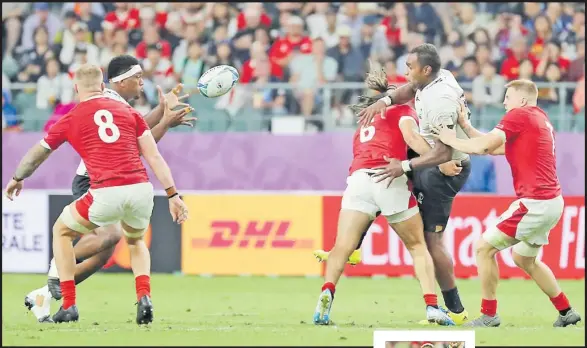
[2,89,19,130]
[269,16,312,70]
[253,27,272,52]
[59,22,99,67]
[236,3,271,31]
[457,57,479,102]
[100,28,134,69]
[208,40,239,70]
[545,3,572,37]
[321,8,341,49]
[535,40,571,79]
[474,44,494,68]
[500,36,538,80]
[380,4,409,58]
[337,4,364,47]
[36,58,73,110]
[529,15,554,57]
[76,3,105,46]
[327,26,365,84]
[522,3,544,32]
[457,4,480,37]
[359,16,392,63]
[66,46,92,78]
[102,3,140,45]
[461,155,496,193]
[306,3,331,40]
[241,41,284,84]
[20,3,61,51]
[206,26,230,61]
[2,3,28,56]
[472,63,506,108]
[561,9,585,58]
[142,44,176,92]
[172,23,205,73]
[250,57,288,117]
[289,37,338,117]
[61,3,105,17]
[469,28,500,61]
[445,39,469,75]
[517,59,536,80]
[16,26,56,84]
[53,11,79,55]
[537,63,562,106]
[136,25,172,59]
[567,39,585,82]
[406,3,444,44]
[385,59,408,85]
[210,3,235,31]
[176,42,206,91]
[43,100,76,133]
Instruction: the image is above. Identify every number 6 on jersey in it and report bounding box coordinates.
[94,109,120,143]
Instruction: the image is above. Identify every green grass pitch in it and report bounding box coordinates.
[2,274,584,346]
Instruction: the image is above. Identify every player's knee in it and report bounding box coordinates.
[512,252,534,271]
[475,238,499,258]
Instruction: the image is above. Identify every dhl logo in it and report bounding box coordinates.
[191,220,314,249]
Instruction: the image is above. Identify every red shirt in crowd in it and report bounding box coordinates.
[103,8,141,30]
[240,59,284,84]
[236,11,272,30]
[135,40,172,59]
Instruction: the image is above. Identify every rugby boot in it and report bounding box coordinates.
[419,306,468,325]
[313,289,334,325]
[24,286,53,323]
[47,258,62,300]
[426,306,455,326]
[53,305,80,323]
[463,313,501,327]
[136,295,154,325]
[553,308,581,327]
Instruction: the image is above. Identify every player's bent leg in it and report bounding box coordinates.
[121,221,153,325]
[47,224,122,300]
[51,204,99,323]
[24,285,53,323]
[387,209,454,326]
[315,209,373,325]
[464,227,517,328]
[512,244,582,327]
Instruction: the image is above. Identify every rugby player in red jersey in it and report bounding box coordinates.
[312,81,458,326]
[5,65,189,324]
[431,79,582,328]
[23,55,195,323]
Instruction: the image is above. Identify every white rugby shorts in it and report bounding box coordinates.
[341,169,419,224]
[74,182,155,230]
[483,195,564,256]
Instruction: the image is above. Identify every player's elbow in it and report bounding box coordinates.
[433,140,452,162]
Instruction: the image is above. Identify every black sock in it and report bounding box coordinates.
[442,288,465,314]
[559,307,571,316]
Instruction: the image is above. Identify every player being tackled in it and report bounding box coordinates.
[431,79,581,328]
[313,75,460,326]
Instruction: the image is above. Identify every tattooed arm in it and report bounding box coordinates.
[13,144,53,180]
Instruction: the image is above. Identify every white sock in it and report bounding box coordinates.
[48,258,59,278]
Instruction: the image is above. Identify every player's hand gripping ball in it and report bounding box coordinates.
[197,65,240,98]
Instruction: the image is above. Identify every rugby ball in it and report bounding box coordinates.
[197,65,240,98]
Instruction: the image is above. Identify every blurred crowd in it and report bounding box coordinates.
[2,2,585,132]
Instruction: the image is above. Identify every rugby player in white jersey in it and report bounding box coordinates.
[24,55,195,323]
[354,44,473,325]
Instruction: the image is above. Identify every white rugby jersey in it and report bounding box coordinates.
[414,69,470,161]
[75,88,131,177]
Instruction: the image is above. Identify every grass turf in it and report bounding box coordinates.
[2,274,584,346]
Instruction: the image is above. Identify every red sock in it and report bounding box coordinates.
[61,280,76,310]
[135,275,151,301]
[481,298,497,317]
[423,294,438,307]
[550,292,570,311]
[322,282,336,296]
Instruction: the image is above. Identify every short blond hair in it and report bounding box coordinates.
[74,64,103,91]
[505,79,538,101]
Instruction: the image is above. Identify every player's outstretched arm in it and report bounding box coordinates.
[143,84,191,129]
[138,132,189,224]
[5,144,52,200]
[150,86,196,142]
[431,124,505,155]
[13,144,52,180]
[356,83,418,127]
[398,117,431,155]
[455,102,505,155]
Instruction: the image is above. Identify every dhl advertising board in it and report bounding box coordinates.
[181,195,323,276]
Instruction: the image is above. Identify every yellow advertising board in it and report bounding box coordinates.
[181,195,323,276]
